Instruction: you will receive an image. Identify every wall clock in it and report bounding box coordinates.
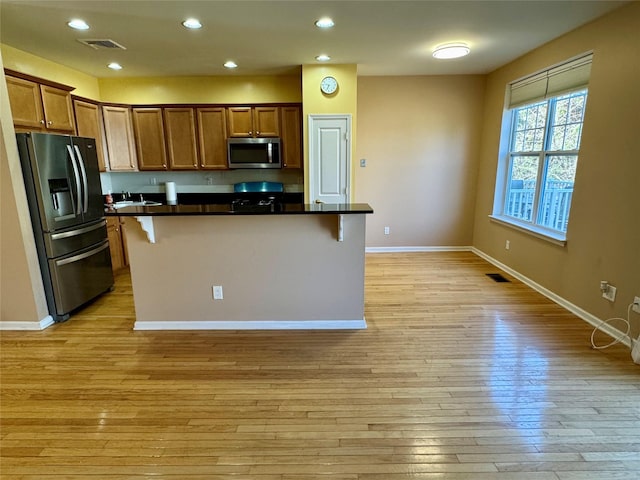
[320,76,338,95]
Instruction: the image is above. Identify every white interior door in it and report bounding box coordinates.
[309,115,351,204]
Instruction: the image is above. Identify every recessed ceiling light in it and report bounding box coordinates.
[224,61,238,69]
[432,43,470,59]
[182,18,202,29]
[107,62,123,70]
[315,17,335,29]
[315,54,331,62]
[67,19,89,30]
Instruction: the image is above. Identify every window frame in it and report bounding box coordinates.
[491,89,588,245]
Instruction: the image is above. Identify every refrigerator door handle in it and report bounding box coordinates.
[50,219,107,240]
[66,145,82,215]
[73,145,89,214]
[55,241,110,267]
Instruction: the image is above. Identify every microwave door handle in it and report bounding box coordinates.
[74,145,89,214]
[267,142,273,163]
[66,145,82,215]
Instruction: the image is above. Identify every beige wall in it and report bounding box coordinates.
[302,64,358,202]
[356,75,485,247]
[473,2,640,336]
[1,44,100,99]
[125,214,366,324]
[98,75,302,104]
[0,50,49,324]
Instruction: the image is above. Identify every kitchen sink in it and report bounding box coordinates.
[110,200,162,209]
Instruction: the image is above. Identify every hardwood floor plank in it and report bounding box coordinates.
[2,252,638,479]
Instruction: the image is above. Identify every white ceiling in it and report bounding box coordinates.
[0,0,627,78]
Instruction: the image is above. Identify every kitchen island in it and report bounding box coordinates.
[106,203,373,330]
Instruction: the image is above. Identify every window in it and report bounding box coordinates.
[493,54,592,241]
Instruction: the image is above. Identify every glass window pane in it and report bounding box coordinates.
[537,155,577,232]
[505,155,539,222]
[550,125,566,150]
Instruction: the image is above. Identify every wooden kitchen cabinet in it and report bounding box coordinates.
[132,108,168,170]
[164,108,199,170]
[280,106,302,169]
[197,107,228,169]
[73,98,108,171]
[227,106,279,137]
[102,105,138,171]
[106,216,128,271]
[6,74,75,133]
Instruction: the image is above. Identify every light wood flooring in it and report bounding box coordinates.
[1,252,639,479]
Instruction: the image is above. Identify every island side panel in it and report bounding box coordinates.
[124,215,366,326]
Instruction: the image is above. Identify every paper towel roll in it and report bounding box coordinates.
[165,182,177,204]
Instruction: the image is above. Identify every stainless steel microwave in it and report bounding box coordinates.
[227,137,282,169]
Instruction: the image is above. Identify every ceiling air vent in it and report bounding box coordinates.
[77,39,127,50]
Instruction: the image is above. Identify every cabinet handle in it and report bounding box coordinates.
[40,120,45,124]
[47,121,53,125]
[248,131,252,136]
[256,131,260,136]
[201,164,204,167]
[163,164,167,168]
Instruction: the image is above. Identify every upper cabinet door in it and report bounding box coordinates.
[197,107,228,170]
[280,106,302,169]
[40,85,75,132]
[6,76,46,130]
[73,99,108,171]
[226,107,254,137]
[132,108,168,170]
[164,108,199,170]
[102,105,138,171]
[254,106,279,137]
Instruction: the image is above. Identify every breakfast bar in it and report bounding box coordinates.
[106,203,373,330]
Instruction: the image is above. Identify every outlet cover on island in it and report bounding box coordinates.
[602,284,616,302]
[213,285,223,300]
[633,296,640,314]
[384,226,390,235]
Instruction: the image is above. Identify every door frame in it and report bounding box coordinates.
[308,114,352,204]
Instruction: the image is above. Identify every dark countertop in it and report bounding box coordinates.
[105,202,374,216]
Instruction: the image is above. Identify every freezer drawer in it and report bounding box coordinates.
[44,219,108,258]
[48,240,114,318]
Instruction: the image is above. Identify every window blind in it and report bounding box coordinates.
[507,53,593,109]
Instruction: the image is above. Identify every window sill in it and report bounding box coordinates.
[489,215,567,246]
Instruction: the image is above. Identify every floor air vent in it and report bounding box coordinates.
[486,273,510,282]
[77,39,127,50]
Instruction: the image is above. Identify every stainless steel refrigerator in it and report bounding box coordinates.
[16,132,114,322]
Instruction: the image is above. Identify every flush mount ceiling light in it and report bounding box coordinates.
[107,62,122,70]
[67,19,89,30]
[315,17,334,29]
[315,54,331,62]
[224,61,238,69]
[182,18,202,29]
[432,42,470,59]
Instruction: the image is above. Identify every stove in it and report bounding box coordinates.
[230,182,284,211]
[230,196,282,212]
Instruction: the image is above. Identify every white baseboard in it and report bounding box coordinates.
[134,319,367,331]
[366,246,472,253]
[471,247,632,349]
[0,315,54,331]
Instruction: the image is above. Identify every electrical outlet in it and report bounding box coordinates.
[602,284,616,302]
[150,177,157,185]
[505,240,510,250]
[633,296,640,314]
[360,158,367,167]
[384,226,390,235]
[212,285,223,300]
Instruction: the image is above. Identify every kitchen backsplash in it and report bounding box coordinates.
[100,170,304,195]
